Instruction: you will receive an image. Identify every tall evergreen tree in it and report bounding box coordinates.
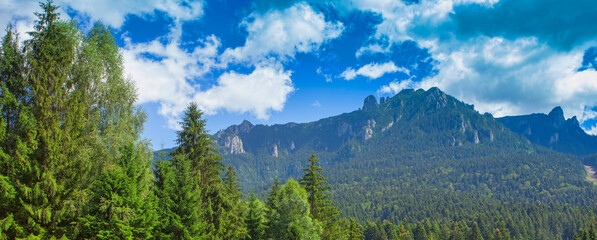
[223,164,248,239]
[15,1,98,237]
[154,149,206,239]
[244,192,266,240]
[469,222,484,240]
[300,152,340,239]
[171,103,245,239]
[264,177,281,240]
[78,143,157,239]
[0,23,31,239]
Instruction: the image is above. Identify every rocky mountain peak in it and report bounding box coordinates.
[363,95,378,110]
[548,106,565,127]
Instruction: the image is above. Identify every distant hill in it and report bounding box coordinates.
[497,107,597,156]
[208,87,596,226]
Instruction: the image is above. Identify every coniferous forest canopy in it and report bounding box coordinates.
[2,1,597,240]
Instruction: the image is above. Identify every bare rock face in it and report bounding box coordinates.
[272,144,278,157]
[490,130,494,142]
[363,95,378,111]
[426,87,448,109]
[224,135,245,154]
[473,130,480,144]
[337,122,353,137]
[363,119,376,141]
[382,121,394,132]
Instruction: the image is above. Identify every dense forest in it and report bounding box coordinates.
[2,1,597,239]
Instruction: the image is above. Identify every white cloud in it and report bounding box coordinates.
[378,79,416,95]
[192,65,295,120]
[0,0,203,31]
[121,23,216,129]
[312,100,321,107]
[341,61,407,80]
[220,2,344,66]
[123,23,296,129]
[0,0,51,42]
[58,0,203,28]
[352,0,597,130]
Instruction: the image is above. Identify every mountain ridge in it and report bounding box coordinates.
[497,106,597,156]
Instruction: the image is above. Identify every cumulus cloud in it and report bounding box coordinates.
[220,2,344,65]
[122,22,296,129]
[192,65,295,120]
[59,0,203,28]
[352,0,597,131]
[1,0,203,30]
[341,61,407,80]
[378,79,416,95]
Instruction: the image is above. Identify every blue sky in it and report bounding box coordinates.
[2,0,597,149]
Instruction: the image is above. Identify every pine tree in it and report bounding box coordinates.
[347,217,364,240]
[300,152,340,239]
[78,143,158,239]
[16,1,97,237]
[245,192,266,240]
[222,164,248,239]
[154,150,206,239]
[0,23,31,239]
[264,177,281,239]
[469,222,484,240]
[171,103,245,238]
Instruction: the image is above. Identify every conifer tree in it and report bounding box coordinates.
[154,149,206,239]
[300,152,340,239]
[16,1,97,237]
[171,103,245,239]
[223,164,248,239]
[78,143,158,239]
[264,177,281,239]
[245,192,266,240]
[469,222,484,240]
[0,23,30,239]
[347,217,364,240]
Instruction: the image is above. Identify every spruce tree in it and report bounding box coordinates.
[222,164,248,239]
[17,1,97,237]
[469,222,484,240]
[171,103,245,238]
[300,152,340,239]
[154,149,206,239]
[347,218,364,240]
[0,23,31,239]
[264,177,281,240]
[244,192,266,240]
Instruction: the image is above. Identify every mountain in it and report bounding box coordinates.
[211,88,597,230]
[497,107,597,156]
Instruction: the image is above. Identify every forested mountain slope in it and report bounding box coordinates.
[156,87,597,238]
[497,107,597,156]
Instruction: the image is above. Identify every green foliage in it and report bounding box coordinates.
[77,143,157,239]
[300,152,340,239]
[267,178,322,240]
[0,1,155,239]
[154,149,206,239]
[217,88,597,239]
[244,192,266,240]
